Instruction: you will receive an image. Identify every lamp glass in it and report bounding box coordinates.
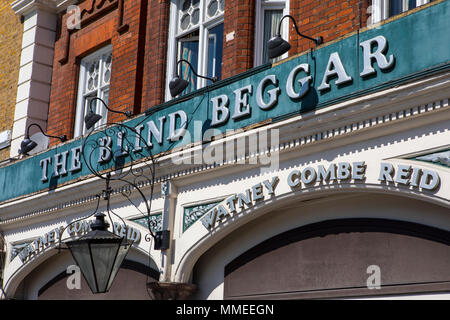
[66,229,132,294]
[90,240,122,293]
[66,239,97,293]
[107,238,131,290]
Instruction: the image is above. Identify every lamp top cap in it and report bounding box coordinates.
[91,212,109,231]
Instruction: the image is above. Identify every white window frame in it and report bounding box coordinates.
[74,45,112,137]
[166,0,225,101]
[370,0,431,24]
[254,0,289,67]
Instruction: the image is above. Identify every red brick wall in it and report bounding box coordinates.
[141,0,170,109]
[222,0,256,80]
[49,1,114,142]
[47,0,150,143]
[222,0,369,77]
[108,0,148,123]
[289,0,369,55]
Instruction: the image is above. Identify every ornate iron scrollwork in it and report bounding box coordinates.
[57,100,158,250]
[80,117,158,241]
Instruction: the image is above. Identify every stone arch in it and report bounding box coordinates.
[223,218,450,299]
[174,182,450,286]
[3,245,158,300]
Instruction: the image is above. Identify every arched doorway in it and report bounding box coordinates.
[37,259,159,300]
[224,218,450,299]
[11,250,160,300]
[189,193,450,299]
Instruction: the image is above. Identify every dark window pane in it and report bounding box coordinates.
[262,10,283,64]
[207,0,219,17]
[207,23,223,84]
[180,14,190,30]
[192,8,200,24]
[179,31,199,94]
[390,0,404,16]
[182,0,191,12]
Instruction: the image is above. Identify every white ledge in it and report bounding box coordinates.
[12,0,77,16]
[0,130,11,150]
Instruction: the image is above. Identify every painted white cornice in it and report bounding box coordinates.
[11,0,77,16]
[54,0,78,12]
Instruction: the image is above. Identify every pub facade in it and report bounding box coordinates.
[0,0,449,299]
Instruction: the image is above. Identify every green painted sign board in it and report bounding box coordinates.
[0,1,449,203]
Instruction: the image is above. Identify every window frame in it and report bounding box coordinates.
[254,0,289,67]
[370,0,431,24]
[166,0,225,100]
[74,45,113,137]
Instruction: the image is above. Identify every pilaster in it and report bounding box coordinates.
[10,0,76,156]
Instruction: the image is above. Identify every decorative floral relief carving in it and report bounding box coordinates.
[414,150,450,167]
[183,201,222,232]
[10,242,31,262]
[129,214,163,234]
